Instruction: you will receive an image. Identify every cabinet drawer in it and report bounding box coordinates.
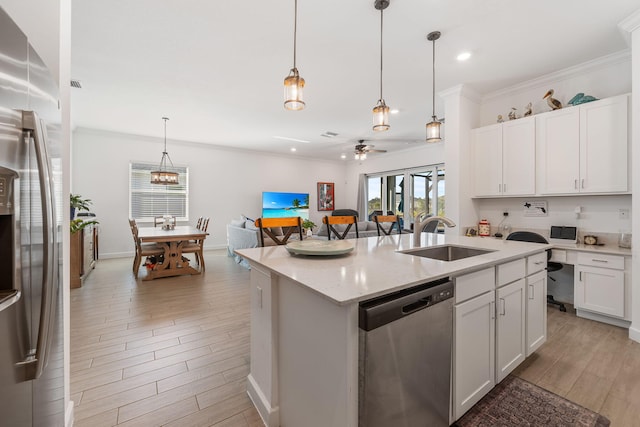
[455,267,495,303]
[577,253,624,270]
[527,252,547,275]
[497,259,525,287]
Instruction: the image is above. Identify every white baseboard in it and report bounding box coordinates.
[629,325,640,343]
[575,309,631,329]
[65,401,74,427]
[247,374,279,427]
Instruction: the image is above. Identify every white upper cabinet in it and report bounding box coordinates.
[473,117,536,197]
[473,124,502,196]
[536,108,580,194]
[579,95,629,193]
[502,118,536,195]
[537,94,629,195]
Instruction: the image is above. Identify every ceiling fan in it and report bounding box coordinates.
[354,140,387,160]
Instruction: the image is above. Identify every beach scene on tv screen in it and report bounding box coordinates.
[262,192,310,220]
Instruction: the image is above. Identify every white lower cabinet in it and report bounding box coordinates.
[453,290,495,421]
[526,270,547,356]
[453,252,546,422]
[496,279,526,382]
[574,253,625,318]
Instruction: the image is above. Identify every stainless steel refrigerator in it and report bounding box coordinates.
[0,6,65,426]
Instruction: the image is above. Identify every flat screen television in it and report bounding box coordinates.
[262,191,310,220]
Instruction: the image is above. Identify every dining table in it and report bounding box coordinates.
[137,225,208,280]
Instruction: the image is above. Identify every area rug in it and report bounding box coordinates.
[454,375,610,427]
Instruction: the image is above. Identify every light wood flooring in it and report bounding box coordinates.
[71,250,640,426]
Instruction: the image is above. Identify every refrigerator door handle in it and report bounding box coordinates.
[21,111,58,380]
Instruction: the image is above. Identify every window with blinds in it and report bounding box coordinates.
[129,162,189,221]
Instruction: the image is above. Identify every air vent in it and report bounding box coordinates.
[70,79,82,89]
[321,131,339,138]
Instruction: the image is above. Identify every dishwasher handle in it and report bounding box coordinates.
[359,278,453,331]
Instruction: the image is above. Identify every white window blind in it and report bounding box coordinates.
[129,162,189,221]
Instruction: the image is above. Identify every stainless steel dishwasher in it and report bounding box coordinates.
[358,277,453,427]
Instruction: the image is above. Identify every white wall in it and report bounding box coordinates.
[479,51,631,127]
[72,128,348,258]
[475,195,632,237]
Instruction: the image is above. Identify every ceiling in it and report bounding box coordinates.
[71,0,637,161]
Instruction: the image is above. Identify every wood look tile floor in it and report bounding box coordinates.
[72,251,640,426]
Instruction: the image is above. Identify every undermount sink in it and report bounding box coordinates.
[400,245,495,261]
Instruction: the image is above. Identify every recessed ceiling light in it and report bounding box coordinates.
[340,154,346,159]
[290,147,297,152]
[457,52,471,61]
[390,109,400,114]
[273,135,310,143]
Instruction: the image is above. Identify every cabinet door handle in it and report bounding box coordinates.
[581,179,585,189]
[529,285,534,300]
[579,271,583,281]
[491,301,495,319]
[592,259,608,263]
[534,261,544,265]
[503,183,506,193]
[498,184,501,193]
[500,298,506,316]
[574,179,578,189]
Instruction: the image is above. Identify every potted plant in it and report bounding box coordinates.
[302,219,316,236]
[70,193,92,219]
[70,194,98,233]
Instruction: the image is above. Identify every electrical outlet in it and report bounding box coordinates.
[503,211,509,217]
[619,209,629,220]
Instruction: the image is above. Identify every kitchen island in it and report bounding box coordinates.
[236,233,550,427]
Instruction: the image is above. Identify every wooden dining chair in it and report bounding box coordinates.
[196,216,203,229]
[374,215,402,236]
[322,215,358,240]
[129,219,164,278]
[183,217,209,270]
[255,217,303,246]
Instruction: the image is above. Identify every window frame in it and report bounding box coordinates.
[129,161,189,222]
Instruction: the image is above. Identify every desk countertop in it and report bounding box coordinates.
[551,242,632,257]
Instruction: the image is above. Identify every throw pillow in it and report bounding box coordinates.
[245,220,258,230]
[230,218,245,228]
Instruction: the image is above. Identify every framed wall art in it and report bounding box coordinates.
[317,182,334,211]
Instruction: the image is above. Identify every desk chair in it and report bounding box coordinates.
[373,215,402,236]
[323,215,358,240]
[505,231,566,312]
[129,219,164,278]
[255,217,303,246]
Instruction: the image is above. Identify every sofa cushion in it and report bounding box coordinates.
[245,220,258,230]
[270,227,284,236]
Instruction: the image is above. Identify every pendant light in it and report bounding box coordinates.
[150,117,179,185]
[426,31,444,143]
[284,0,305,110]
[372,0,390,131]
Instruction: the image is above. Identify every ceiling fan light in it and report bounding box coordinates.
[355,152,367,161]
[284,68,305,110]
[372,99,390,131]
[426,117,442,143]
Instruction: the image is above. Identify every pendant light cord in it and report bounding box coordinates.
[431,36,436,117]
[163,117,168,152]
[379,7,384,101]
[293,0,298,69]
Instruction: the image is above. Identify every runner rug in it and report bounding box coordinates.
[454,375,610,427]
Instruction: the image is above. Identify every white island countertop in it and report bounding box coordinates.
[236,233,550,306]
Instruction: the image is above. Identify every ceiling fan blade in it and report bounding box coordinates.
[368,149,387,153]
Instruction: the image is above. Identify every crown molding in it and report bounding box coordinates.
[439,84,482,104]
[618,9,640,44]
[482,50,631,103]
